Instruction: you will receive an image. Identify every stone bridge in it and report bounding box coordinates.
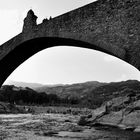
[0,0,140,86]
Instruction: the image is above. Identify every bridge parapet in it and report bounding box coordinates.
[22,0,127,59]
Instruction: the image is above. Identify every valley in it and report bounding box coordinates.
[1,80,140,139]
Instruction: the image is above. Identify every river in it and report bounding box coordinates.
[0,113,140,140]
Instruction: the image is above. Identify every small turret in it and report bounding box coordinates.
[22,9,38,32]
[49,16,52,20]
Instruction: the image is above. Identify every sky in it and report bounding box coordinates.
[1,0,140,85]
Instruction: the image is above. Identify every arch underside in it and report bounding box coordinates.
[0,37,127,86]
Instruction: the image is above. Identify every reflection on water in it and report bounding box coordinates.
[0,113,140,140]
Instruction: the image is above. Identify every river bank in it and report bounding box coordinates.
[2,93,140,135]
[0,101,93,115]
[78,93,140,133]
[0,101,140,139]
[1,113,140,140]
[19,105,92,115]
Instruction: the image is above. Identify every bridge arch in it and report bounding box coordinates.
[0,37,135,86]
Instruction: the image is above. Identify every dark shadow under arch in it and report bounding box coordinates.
[0,37,126,86]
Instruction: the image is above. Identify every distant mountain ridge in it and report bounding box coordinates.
[5,81,44,89]
[5,80,107,98]
[35,80,140,100]
[5,81,70,89]
[34,81,107,98]
[2,80,140,108]
[5,80,140,100]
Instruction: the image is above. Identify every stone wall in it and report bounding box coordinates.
[0,0,140,85]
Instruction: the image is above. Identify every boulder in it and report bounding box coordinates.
[78,105,107,126]
[133,100,140,108]
[121,110,140,127]
[92,105,107,116]
[78,95,140,130]
[134,126,140,132]
[78,115,90,126]
[96,110,123,126]
[107,96,130,111]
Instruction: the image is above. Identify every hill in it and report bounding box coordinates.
[35,80,140,108]
[35,81,107,99]
[5,81,44,89]
[2,80,140,108]
[83,80,140,108]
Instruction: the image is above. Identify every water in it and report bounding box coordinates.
[0,113,140,140]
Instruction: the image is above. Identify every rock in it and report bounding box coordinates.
[87,114,92,118]
[121,110,140,127]
[92,105,107,116]
[107,96,130,111]
[96,110,123,126]
[78,93,140,130]
[117,124,126,130]
[78,105,107,126]
[78,115,89,126]
[64,119,71,122]
[35,130,58,136]
[124,127,135,131]
[133,100,140,108]
[71,126,83,132]
[43,131,58,136]
[134,126,140,132]
[118,124,135,131]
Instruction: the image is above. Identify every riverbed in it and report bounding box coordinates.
[0,113,140,140]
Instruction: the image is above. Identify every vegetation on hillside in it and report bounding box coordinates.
[1,80,140,108]
[0,85,80,106]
